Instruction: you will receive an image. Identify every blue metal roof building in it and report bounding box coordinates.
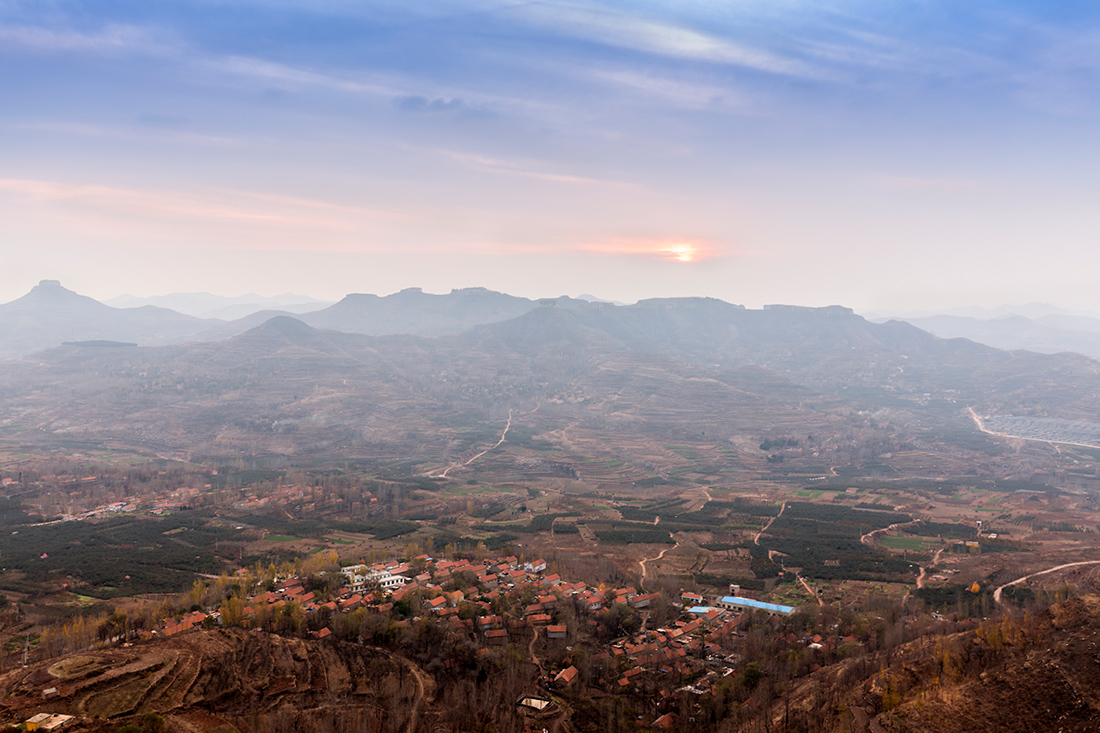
[717,596,796,615]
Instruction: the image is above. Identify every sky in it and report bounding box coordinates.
[1,1,1099,311]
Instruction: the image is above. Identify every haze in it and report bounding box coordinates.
[2,1,1099,312]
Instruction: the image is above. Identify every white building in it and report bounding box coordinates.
[341,565,406,594]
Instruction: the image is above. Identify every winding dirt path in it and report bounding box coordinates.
[639,534,678,582]
[993,560,1100,606]
[529,626,544,676]
[860,519,919,547]
[754,502,786,546]
[394,654,434,733]
[916,546,946,589]
[431,409,513,478]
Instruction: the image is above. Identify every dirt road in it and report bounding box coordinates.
[916,547,945,589]
[528,626,544,676]
[639,535,678,582]
[993,560,1100,605]
[431,409,513,478]
[754,502,786,546]
[396,654,434,733]
[797,574,823,605]
[860,519,918,547]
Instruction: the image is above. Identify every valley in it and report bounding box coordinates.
[0,287,1099,731]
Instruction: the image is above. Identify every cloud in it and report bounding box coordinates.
[395,95,465,112]
[8,121,242,148]
[444,151,636,187]
[0,177,403,247]
[0,21,178,55]
[877,175,979,192]
[208,55,399,96]
[584,67,745,109]
[511,4,823,78]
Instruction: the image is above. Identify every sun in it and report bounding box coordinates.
[665,242,697,262]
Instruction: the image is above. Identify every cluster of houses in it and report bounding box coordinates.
[136,550,832,719]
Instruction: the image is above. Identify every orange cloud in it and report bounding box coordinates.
[578,237,719,263]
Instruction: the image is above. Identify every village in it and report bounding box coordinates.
[118,548,864,730]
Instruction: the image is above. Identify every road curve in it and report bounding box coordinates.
[639,535,678,582]
[993,560,1100,605]
[431,409,513,478]
[860,519,919,547]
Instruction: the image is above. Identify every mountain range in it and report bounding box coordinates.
[2,281,1099,466]
[0,281,587,360]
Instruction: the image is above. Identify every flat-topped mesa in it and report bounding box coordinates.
[763,304,854,316]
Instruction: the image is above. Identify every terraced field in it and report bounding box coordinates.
[0,629,433,731]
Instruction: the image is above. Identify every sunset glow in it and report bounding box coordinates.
[579,238,714,263]
[666,243,697,263]
[0,2,1097,310]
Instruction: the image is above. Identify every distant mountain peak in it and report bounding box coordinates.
[4,280,106,312]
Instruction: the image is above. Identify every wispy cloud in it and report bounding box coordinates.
[0,178,403,248]
[585,67,745,109]
[0,21,179,55]
[207,56,401,96]
[511,4,823,78]
[878,175,978,192]
[8,121,243,148]
[444,151,638,187]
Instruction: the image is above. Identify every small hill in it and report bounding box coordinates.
[228,316,348,356]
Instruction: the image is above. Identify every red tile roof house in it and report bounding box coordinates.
[484,629,509,645]
[554,666,578,686]
[547,625,567,640]
[581,594,603,612]
[477,615,502,630]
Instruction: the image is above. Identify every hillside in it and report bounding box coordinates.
[1,298,1099,466]
[763,595,1100,732]
[0,627,499,732]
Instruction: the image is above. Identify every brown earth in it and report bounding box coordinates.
[761,595,1100,732]
[0,628,436,732]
